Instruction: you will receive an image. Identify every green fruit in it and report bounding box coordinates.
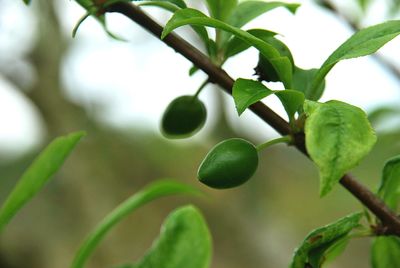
[161,95,207,138]
[197,138,259,189]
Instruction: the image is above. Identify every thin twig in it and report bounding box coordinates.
[106,2,400,235]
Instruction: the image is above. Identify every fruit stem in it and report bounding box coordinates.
[193,79,209,99]
[256,135,292,152]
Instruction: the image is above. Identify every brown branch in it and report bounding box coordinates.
[106,2,400,235]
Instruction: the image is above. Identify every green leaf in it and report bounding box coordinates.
[74,0,92,7]
[162,8,293,88]
[167,0,187,8]
[292,66,326,101]
[317,236,350,267]
[377,155,400,210]
[205,0,238,21]
[148,0,187,9]
[189,65,199,76]
[232,78,274,115]
[0,131,86,232]
[228,1,299,29]
[71,180,202,268]
[275,90,305,121]
[304,100,377,196]
[72,12,91,38]
[307,235,350,268]
[310,20,400,100]
[220,1,299,47]
[290,212,362,268]
[132,205,212,268]
[135,0,187,12]
[23,0,31,4]
[269,56,293,85]
[160,8,214,56]
[73,0,127,40]
[253,37,294,85]
[137,2,180,12]
[232,79,303,120]
[371,236,400,268]
[265,37,294,66]
[224,29,277,59]
[72,0,97,37]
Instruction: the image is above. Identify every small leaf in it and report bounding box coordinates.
[232,78,274,115]
[268,56,293,87]
[310,21,400,100]
[72,12,91,38]
[160,8,213,57]
[371,236,400,268]
[224,29,277,59]
[134,0,187,12]
[290,212,363,268]
[189,65,199,76]
[162,8,292,88]
[71,180,202,268]
[265,37,295,66]
[167,0,187,8]
[253,37,294,88]
[132,205,212,268]
[73,0,128,41]
[304,100,377,196]
[137,2,180,13]
[275,90,305,121]
[292,66,326,101]
[205,0,238,21]
[232,79,303,120]
[228,1,299,29]
[317,236,350,267]
[307,236,349,268]
[0,131,86,232]
[377,155,400,210]
[23,0,31,4]
[220,1,299,46]
[147,0,187,9]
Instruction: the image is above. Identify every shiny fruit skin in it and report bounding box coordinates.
[161,95,207,138]
[198,138,258,189]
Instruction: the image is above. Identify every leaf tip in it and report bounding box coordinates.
[68,131,87,142]
[319,179,334,198]
[161,29,170,39]
[319,188,329,198]
[289,3,301,13]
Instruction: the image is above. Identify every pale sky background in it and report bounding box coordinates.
[0,0,400,159]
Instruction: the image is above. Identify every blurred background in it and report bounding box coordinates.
[1,0,400,267]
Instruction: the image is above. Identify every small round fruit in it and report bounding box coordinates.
[161,95,207,138]
[197,138,258,189]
